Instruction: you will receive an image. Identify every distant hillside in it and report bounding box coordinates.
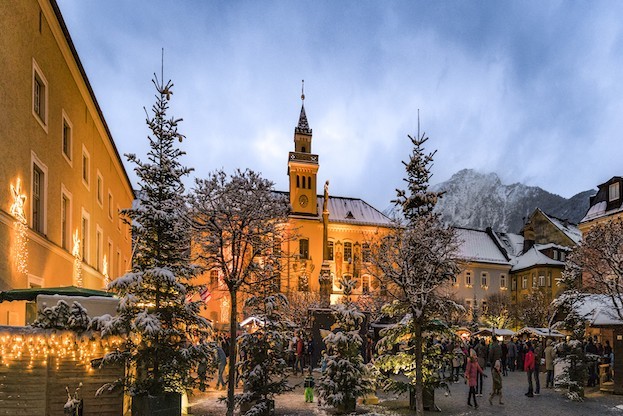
[430,169,595,233]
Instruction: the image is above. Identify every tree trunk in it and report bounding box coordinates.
[414,320,424,416]
[226,290,237,416]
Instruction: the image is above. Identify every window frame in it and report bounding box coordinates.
[344,242,353,263]
[538,274,545,287]
[522,275,528,289]
[96,170,104,208]
[31,152,48,235]
[82,145,91,190]
[60,185,72,250]
[32,59,48,131]
[500,274,507,289]
[299,238,309,260]
[81,208,90,263]
[328,240,334,261]
[609,182,620,202]
[465,271,472,287]
[108,190,114,220]
[95,225,103,271]
[481,272,488,288]
[61,110,73,165]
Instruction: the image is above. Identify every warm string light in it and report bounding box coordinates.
[0,331,122,371]
[103,255,110,288]
[72,230,83,287]
[10,179,28,275]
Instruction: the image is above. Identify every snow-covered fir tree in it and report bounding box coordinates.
[316,276,374,413]
[370,131,460,416]
[95,74,213,397]
[190,169,290,416]
[32,300,90,332]
[236,258,292,416]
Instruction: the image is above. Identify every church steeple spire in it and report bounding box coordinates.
[295,80,312,135]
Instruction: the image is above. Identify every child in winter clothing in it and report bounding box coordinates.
[304,375,315,403]
[489,359,504,405]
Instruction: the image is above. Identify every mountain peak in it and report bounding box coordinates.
[433,170,594,233]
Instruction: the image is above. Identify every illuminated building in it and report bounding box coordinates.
[0,0,134,325]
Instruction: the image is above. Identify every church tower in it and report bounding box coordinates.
[288,84,319,215]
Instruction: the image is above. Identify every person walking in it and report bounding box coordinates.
[476,339,488,396]
[524,343,535,397]
[507,338,517,371]
[544,339,556,388]
[533,340,542,395]
[501,340,508,376]
[466,349,486,408]
[488,338,502,369]
[452,343,464,383]
[489,359,504,405]
[215,344,227,389]
[295,333,305,375]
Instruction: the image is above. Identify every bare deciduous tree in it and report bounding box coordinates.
[190,169,290,416]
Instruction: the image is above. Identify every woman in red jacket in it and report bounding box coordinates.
[524,342,535,397]
[466,349,485,408]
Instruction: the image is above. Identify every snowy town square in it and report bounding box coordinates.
[4,1,623,416]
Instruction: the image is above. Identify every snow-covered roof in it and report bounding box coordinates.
[472,328,516,337]
[455,228,510,265]
[581,201,623,223]
[516,327,565,338]
[574,294,623,326]
[491,231,524,258]
[319,196,392,226]
[534,243,571,252]
[511,246,565,272]
[541,211,582,245]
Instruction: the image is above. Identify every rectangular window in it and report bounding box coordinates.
[61,191,71,249]
[539,274,545,287]
[344,242,353,262]
[609,182,620,202]
[481,272,488,288]
[32,60,48,128]
[107,239,113,275]
[500,274,507,289]
[560,252,566,262]
[522,275,527,289]
[96,171,103,207]
[465,271,472,287]
[81,210,90,262]
[299,238,309,260]
[32,163,44,233]
[62,113,73,164]
[362,243,371,263]
[82,146,90,188]
[547,272,552,287]
[553,250,558,261]
[362,275,370,294]
[96,226,103,271]
[108,191,114,220]
[532,272,537,288]
[117,205,122,230]
[210,270,219,286]
[511,276,517,291]
[116,249,122,277]
[481,300,488,313]
[451,274,457,285]
[328,241,334,261]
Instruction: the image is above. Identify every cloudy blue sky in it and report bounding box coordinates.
[57,1,623,210]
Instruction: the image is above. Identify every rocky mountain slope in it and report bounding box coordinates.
[430,169,595,233]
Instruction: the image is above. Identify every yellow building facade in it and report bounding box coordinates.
[203,101,393,327]
[0,0,134,324]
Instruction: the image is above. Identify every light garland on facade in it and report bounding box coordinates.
[102,255,110,288]
[72,230,83,287]
[0,330,122,372]
[9,179,28,275]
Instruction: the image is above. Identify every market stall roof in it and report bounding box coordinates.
[516,327,565,338]
[574,294,623,327]
[472,328,516,337]
[0,286,113,302]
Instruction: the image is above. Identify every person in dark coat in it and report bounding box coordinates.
[489,359,504,405]
[501,341,508,376]
[506,339,517,371]
[475,339,488,395]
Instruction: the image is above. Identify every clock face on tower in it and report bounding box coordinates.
[299,194,309,208]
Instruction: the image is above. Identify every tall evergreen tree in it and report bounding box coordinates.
[96,74,213,399]
[371,131,459,416]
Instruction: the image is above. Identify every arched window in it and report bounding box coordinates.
[296,175,300,188]
[308,176,312,189]
[299,238,309,260]
[328,241,334,260]
[302,176,306,189]
[301,146,306,153]
[362,275,370,294]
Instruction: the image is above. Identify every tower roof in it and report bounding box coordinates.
[295,104,312,135]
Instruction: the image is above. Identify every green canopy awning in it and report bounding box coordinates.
[0,286,113,302]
